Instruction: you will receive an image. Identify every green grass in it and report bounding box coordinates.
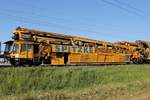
[1,65,150,99]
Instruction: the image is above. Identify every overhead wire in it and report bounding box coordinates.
[0,0,130,40]
[1,0,100,28]
[0,5,94,36]
[0,10,117,39]
[113,0,150,18]
[99,0,150,20]
[94,0,150,40]
[3,0,124,32]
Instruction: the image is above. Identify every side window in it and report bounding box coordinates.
[21,44,27,52]
[21,44,32,52]
[13,44,19,53]
[107,46,113,49]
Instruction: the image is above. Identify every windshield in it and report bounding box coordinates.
[4,43,13,53]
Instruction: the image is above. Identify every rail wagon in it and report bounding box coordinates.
[115,41,150,64]
[4,27,131,66]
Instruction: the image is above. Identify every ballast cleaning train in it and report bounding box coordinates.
[2,27,150,66]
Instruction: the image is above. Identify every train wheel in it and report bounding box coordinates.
[132,58,138,64]
[10,59,20,66]
[138,59,144,64]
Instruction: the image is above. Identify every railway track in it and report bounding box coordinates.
[0,62,130,67]
[0,63,12,67]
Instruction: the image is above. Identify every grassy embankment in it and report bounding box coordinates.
[1,65,150,100]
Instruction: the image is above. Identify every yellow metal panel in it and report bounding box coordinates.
[19,51,33,59]
[70,53,81,63]
[51,53,64,65]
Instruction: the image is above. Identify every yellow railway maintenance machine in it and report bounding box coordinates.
[4,27,131,66]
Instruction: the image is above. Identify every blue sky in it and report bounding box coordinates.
[0,0,150,46]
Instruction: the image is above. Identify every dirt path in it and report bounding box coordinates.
[128,92,150,100]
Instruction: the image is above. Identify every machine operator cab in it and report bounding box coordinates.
[4,41,33,65]
[4,41,14,59]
